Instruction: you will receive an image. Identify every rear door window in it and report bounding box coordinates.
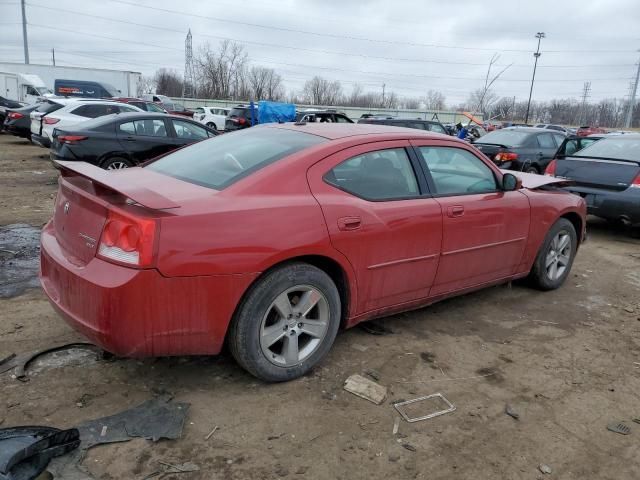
[325,148,419,200]
[172,119,210,140]
[537,133,556,149]
[147,103,166,113]
[72,104,109,118]
[428,123,447,134]
[119,119,167,137]
[418,147,497,195]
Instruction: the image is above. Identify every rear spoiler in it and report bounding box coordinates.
[55,161,180,210]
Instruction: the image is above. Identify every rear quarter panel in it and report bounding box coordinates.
[516,188,586,274]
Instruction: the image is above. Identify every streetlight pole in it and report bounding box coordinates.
[524,32,545,124]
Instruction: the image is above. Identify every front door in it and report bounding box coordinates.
[411,141,530,296]
[117,118,174,163]
[307,141,443,314]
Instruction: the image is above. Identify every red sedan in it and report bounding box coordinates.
[40,124,586,381]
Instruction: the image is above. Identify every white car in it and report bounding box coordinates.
[30,99,143,148]
[193,106,230,131]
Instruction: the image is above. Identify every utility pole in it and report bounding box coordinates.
[21,0,29,64]
[51,48,56,66]
[579,82,591,125]
[511,95,516,120]
[382,83,386,107]
[524,32,545,124]
[623,52,640,128]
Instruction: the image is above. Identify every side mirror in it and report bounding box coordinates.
[502,173,521,191]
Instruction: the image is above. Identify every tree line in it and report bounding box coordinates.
[140,40,639,128]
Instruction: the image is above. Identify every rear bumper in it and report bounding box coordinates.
[40,221,258,357]
[31,133,50,148]
[4,124,30,138]
[566,186,640,226]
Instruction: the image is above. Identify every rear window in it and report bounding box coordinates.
[146,127,326,189]
[475,130,530,147]
[575,137,640,161]
[229,107,251,118]
[35,101,63,114]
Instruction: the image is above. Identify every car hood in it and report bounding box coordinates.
[503,170,572,189]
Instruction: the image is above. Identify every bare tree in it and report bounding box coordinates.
[137,76,156,97]
[402,97,420,109]
[195,40,249,100]
[468,54,512,118]
[154,69,183,97]
[302,76,343,105]
[424,90,446,110]
[248,66,284,100]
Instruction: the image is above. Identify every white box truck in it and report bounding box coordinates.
[0,72,52,104]
[0,62,141,100]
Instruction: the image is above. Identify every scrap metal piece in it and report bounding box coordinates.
[343,374,387,405]
[607,422,631,435]
[76,396,190,449]
[505,404,520,420]
[0,343,101,379]
[393,393,456,423]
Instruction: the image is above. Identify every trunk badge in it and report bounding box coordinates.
[63,201,70,214]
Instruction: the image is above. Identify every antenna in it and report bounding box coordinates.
[182,29,195,98]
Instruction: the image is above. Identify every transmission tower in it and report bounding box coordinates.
[623,53,640,128]
[182,29,195,98]
[578,81,591,125]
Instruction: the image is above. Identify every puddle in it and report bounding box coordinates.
[0,223,41,298]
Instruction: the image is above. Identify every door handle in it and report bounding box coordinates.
[537,151,544,157]
[123,136,137,142]
[447,205,464,218]
[338,216,362,231]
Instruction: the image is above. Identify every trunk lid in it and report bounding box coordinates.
[555,156,640,191]
[52,161,216,265]
[30,111,44,135]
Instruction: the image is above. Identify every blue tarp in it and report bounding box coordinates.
[257,101,296,124]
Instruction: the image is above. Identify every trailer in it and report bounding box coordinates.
[0,62,141,99]
[0,72,51,104]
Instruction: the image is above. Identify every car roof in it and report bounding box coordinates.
[502,126,552,133]
[264,122,446,140]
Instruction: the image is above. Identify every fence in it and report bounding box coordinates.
[170,97,482,124]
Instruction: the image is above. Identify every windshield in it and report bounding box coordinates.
[474,130,530,147]
[36,86,52,95]
[575,137,640,161]
[146,127,326,189]
[102,83,119,97]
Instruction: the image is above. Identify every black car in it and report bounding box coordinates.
[50,112,218,170]
[225,105,259,131]
[0,96,24,131]
[296,109,353,123]
[357,116,449,135]
[3,104,39,139]
[547,135,640,229]
[554,134,603,158]
[472,127,565,174]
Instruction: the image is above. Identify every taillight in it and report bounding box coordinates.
[58,135,88,145]
[495,152,518,162]
[238,117,246,125]
[97,210,157,267]
[44,117,60,125]
[8,112,23,120]
[631,172,640,188]
[545,159,557,176]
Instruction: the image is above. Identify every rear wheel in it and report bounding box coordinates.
[229,263,341,382]
[525,165,540,174]
[529,218,577,290]
[102,157,132,170]
[206,122,217,130]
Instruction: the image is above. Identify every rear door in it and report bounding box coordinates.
[307,140,443,314]
[535,132,560,168]
[117,118,174,163]
[412,141,530,295]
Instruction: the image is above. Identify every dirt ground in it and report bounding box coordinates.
[1,133,640,480]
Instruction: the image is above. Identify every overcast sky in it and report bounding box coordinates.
[1,0,639,105]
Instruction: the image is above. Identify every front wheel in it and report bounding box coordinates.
[528,218,577,290]
[228,263,341,382]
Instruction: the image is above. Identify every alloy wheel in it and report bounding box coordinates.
[260,285,330,367]
[545,230,571,280]
[106,161,129,170]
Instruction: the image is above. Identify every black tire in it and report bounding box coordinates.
[101,157,133,170]
[228,262,341,382]
[206,122,217,130]
[528,218,577,290]
[525,165,540,174]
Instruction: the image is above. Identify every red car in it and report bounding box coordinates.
[40,124,586,381]
[577,125,607,137]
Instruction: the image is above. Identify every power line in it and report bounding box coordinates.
[24,3,639,69]
[105,0,637,54]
